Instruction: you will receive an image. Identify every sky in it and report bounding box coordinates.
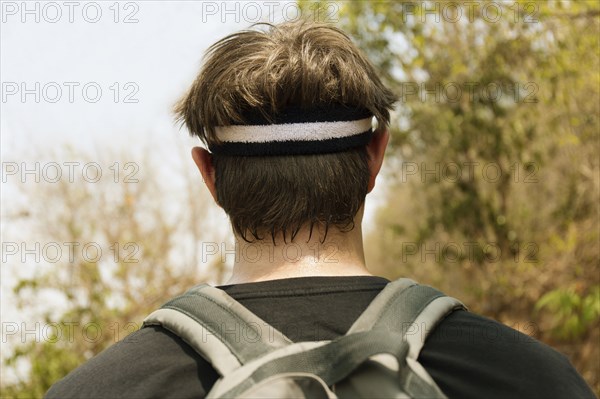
[1,1,258,151]
[0,0,388,381]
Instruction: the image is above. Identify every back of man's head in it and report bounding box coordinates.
[176,19,397,243]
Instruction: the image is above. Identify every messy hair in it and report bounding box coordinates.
[175,20,397,242]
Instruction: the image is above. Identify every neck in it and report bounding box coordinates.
[225,219,371,284]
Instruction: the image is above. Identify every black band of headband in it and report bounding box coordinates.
[208,105,374,156]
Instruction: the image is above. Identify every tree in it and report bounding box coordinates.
[1,143,225,397]
[332,0,599,393]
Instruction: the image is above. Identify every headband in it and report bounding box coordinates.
[208,106,374,156]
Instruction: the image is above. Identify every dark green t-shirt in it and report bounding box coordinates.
[45,276,596,399]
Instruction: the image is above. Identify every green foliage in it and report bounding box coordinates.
[536,285,600,340]
[341,0,599,394]
[2,341,83,399]
[1,147,224,397]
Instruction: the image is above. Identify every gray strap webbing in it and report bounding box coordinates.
[211,330,413,399]
[347,278,417,333]
[143,284,292,376]
[144,308,241,375]
[208,341,331,398]
[405,295,465,360]
[347,278,467,359]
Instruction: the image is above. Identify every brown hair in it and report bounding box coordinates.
[175,20,397,242]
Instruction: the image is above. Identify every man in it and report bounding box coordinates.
[46,20,594,398]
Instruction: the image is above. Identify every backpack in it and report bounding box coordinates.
[142,278,466,398]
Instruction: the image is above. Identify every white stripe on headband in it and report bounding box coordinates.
[215,117,373,143]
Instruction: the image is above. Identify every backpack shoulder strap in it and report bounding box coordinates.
[347,278,467,359]
[142,284,292,376]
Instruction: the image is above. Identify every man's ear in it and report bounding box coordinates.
[191,147,219,204]
[366,128,389,193]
